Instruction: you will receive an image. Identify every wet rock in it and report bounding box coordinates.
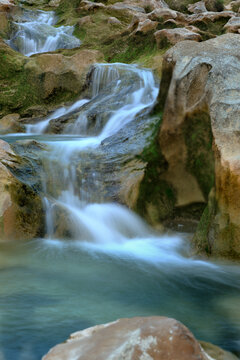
[155,28,202,46]
[156,33,240,258]
[0,139,44,240]
[224,16,240,33]
[42,316,228,360]
[188,1,207,13]
[200,341,239,360]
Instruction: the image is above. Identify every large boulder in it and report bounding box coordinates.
[155,33,240,258]
[0,139,44,240]
[42,317,238,360]
[0,39,103,117]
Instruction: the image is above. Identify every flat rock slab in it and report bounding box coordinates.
[43,316,211,360]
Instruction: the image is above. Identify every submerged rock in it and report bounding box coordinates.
[156,33,240,258]
[42,316,237,360]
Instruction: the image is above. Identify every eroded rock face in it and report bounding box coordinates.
[157,33,240,258]
[0,139,44,240]
[42,316,211,360]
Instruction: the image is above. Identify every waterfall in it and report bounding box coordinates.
[7,8,81,56]
[24,63,159,244]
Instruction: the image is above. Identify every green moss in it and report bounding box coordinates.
[135,114,177,224]
[184,111,214,200]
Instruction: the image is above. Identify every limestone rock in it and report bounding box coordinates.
[188,1,207,13]
[0,139,44,240]
[224,16,240,33]
[154,28,202,46]
[42,316,211,360]
[157,33,240,258]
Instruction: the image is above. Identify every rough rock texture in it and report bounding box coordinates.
[155,28,202,46]
[0,39,103,117]
[42,317,212,360]
[204,0,224,12]
[156,33,240,258]
[188,1,207,13]
[0,139,44,240]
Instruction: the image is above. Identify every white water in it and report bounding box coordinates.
[22,63,219,271]
[7,9,81,56]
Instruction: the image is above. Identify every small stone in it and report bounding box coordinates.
[108,16,121,25]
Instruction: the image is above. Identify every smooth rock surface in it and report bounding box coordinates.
[157,33,240,258]
[42,317,211,360]
[155,27,202,46]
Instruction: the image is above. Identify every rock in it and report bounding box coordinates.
[134,18,158,34]
[48,0,61,7]
[78,15,93,26]
[188,1,207,13]
[224,16,240,33]
[225,0,240,12]
[0,139,44,240]
[204,0,224,12]
[200,341,239,360]
[108,16,122,25]
[42,316,212,360]
[154,28,202,46]
[0,113,24,133]
[0,39,103,117]
[0,0,14,12]
[0,12,9,37]
[77,0,105,12]
[148,8,185,22]
[156,33,240,258]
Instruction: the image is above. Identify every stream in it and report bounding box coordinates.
[0,7,240,360]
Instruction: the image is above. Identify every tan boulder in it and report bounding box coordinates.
[0,113,23,133]
[0,0,14,12]
[148,8,186,23]
[0,139,43,240]
[42,317,211,360]
[155,28,202,46]
[157,33,240,258]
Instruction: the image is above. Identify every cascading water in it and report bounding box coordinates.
[1,53,240,360]
[7,8,81,56]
